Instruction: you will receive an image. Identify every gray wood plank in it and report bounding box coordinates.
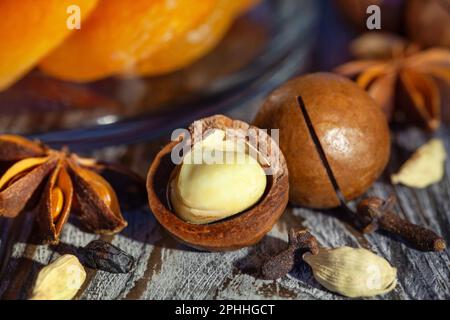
[0,124,449,300]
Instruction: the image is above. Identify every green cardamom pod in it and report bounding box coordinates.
[303,247,397,298]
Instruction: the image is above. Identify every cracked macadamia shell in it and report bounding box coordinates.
[147,115,289,251]
[254,73,391,209]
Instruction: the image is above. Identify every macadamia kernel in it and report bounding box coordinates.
[170,130,267,224]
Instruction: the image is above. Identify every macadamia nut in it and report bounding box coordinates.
[170,130,267,224]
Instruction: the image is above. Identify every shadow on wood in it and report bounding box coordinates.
[0,257,44,300]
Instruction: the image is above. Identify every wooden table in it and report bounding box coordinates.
[0,0,449,300]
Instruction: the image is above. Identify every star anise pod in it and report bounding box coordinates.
[335,33,450,131]
[0,135,141,244]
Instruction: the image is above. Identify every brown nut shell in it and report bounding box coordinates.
[254,73,391,209]
[147,115,289,251]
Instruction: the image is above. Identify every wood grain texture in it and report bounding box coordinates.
[0,124,449,300]
[0,0,448,299]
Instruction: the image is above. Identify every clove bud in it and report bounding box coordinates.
[261,228,319,280]
[357,195,446,252]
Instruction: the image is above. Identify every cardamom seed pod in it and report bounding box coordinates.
[303,247,397,298]
[391,139,446,188]
[30,254,86,300]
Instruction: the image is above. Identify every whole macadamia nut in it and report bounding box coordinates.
[254,73,390,209]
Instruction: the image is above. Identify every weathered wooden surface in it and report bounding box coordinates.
[0,104,449,300]
[0,0,449,301]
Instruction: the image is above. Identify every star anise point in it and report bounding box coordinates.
[336,33,450,131]
[0,134,138,243]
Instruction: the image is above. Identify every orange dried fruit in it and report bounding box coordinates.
[134,0,259,76]
[39,0,217,82]
[230,0,260,16]
[0,0,99,91]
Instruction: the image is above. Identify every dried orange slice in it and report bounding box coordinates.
[133,0,259,76]
[0,0,99,91]
[39,0,217,82]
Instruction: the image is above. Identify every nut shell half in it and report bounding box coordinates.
[147,115,289,251]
